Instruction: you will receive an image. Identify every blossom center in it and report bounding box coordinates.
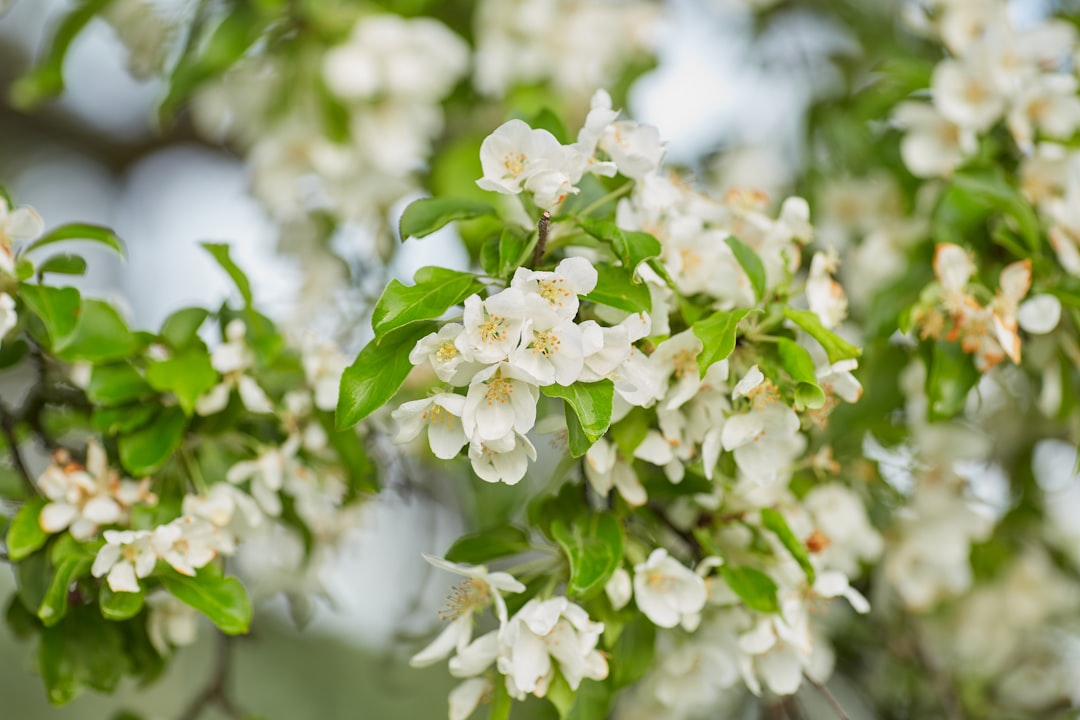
[484,377,513,405]
[503,152,527,178]
[530,329,561,357]
[435,341,458,364]
[672,349,697,378]
[423,404,456,428]
[478,314,508,344]
[440,578,490,620]
[537,278,571,307]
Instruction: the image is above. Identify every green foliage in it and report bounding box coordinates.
[692,309,754,377]
[924,341,980,422]
[445,525,531,565]
[336,322,436,429]
[99,586,145,622]
[776,338,826,410]
[782,308,861,364]
[21,223,126,260]
[56,299,139,362]
[371,266,484,336]
[541,381,614,455]
[18,284,81,349]
[724,236,767,303]
[551,512,623,601]
[145,345,218,416]
[158,566,253,635]
[719,565,780,614]
[398,197,497,241]
[117,406,188,476]
[38,535,94,627]
[583,265,651,313]
[578,218,661,269]
[760,508,815,583]
[202,243,254,307]
[159,307,210,350]
[6,498,49,562]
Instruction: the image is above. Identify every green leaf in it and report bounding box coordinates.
[99,586,145,621]
[398,197,497,241]
[583,265,651,313]
[317,414,379,495]
[529,107,570,144]
[9,0,113,109]
[201,243,253,307]
[610,614,656,688]
[118,406,187,476]
[158,567,252,635]
[18,284,81,348]
[760,508,815,584]
[37,253,87,276]
[720,565,780,614]
[38,536,93,627]
[159,307,209,350]
[371,266,483,336]
[692,309,754,377]
[776,338,825,410]
[0,337,29,369]
[724,236,766,303]
[21,223,126,260]
[445,526,531,565]
[498,228,533,278]
[16,550,50,614]
[542,381,614,447]
[782,308,861,364]
[6,497,48,561]
[146,345,218,415]
[92,403,158,435]
[609,406,650,459]
[489,679,513,720]
[86,362,154,406]
[951,170,1041,254]
[39,606,131,704]
[551,512,623,600]
[567,678,614,720]
[55,299,138,362]
[336,322,436,430]
[925,341,980,421]
[578,219,661,269]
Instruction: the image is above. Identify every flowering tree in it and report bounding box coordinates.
[1,0,1080,719]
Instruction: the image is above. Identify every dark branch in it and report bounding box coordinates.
[0,401,37,496]
[805,675,850,720]
[532,211,551,267]
[176,632,247,720]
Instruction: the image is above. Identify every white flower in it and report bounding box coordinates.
[1008,74,1080,151]
[721,402,804,486]
[91,529,156,593]
[462,365,539,442]
[632,549,707,630]
[468,432,537,485]
[510,256,597,320]
[37,442,126,540]
[605,567,633,610]
[146,592,199,655]
[1017,294,1061,335]
[584,438,647,506]
[894,102,977,178]
[151,517,228,577]
[392,393,468,459]
[301,338,347,412]
[932,56,1005,133]
[449,677,492,720]
[0,292,16,344]
[182,483,263,531]
[509,297,584,386]
[802,483,882,576]
[476,119,568,196]
[651,330,704,411]
[805,251,847,329]
[497,597,608,700]
[458,289,527,364]
[196,320,273,415]
[411,323,481,385]
[816,359,862,404]
[0,197,43,274]
[410,555,525,668]
[225,437,301,516]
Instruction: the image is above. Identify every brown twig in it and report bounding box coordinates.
[805,675,851,720]
[176,632,247,720]
[532,211,551,267]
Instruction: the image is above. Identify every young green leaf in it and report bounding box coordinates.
[925,341,980,421]
[6,497,49,562]
[158,567,253,635]
[336,322,436,430]
[578,218,661,269]
[21,223,126,260]
[782,308,861,364]
[551,512,624,600]
[159,307,209,350]
[583,265,651,313]
[117,406,187,476]
[201,243,253,307]
[445,525,531,565]
[86,363,154,406]
[371,266,483,336]
[720,565,780,614]
[776,338,826,410]
[18,284,81,349]
[724,236,766,303]
[951,170,1041,254]
[99,586,145,622]
[55,299,138,362]
[38,536,94,627]
[760,508,815,583]
[145,345,218,416]
[542,381,614,447]
[36,254,87,276]
[610,615,656,688]
[398,197,497,241]
[692,309,754,377]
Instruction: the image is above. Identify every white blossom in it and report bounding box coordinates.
[633,549,707,630]
[91,529,156,593]
[392,393,468,459]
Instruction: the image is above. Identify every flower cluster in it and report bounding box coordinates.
[911,243,1056,371]
[410,557,608,717]
[0,196,43,343]
[897,0,1080,177]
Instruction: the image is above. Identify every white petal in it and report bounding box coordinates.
[1018,295,1061,334]
[449,678,491,720]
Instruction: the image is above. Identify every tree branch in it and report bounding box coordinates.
[176,632,247,720]
[0,400,37,496]
[532,211,551,267]
[805,675,850,720]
